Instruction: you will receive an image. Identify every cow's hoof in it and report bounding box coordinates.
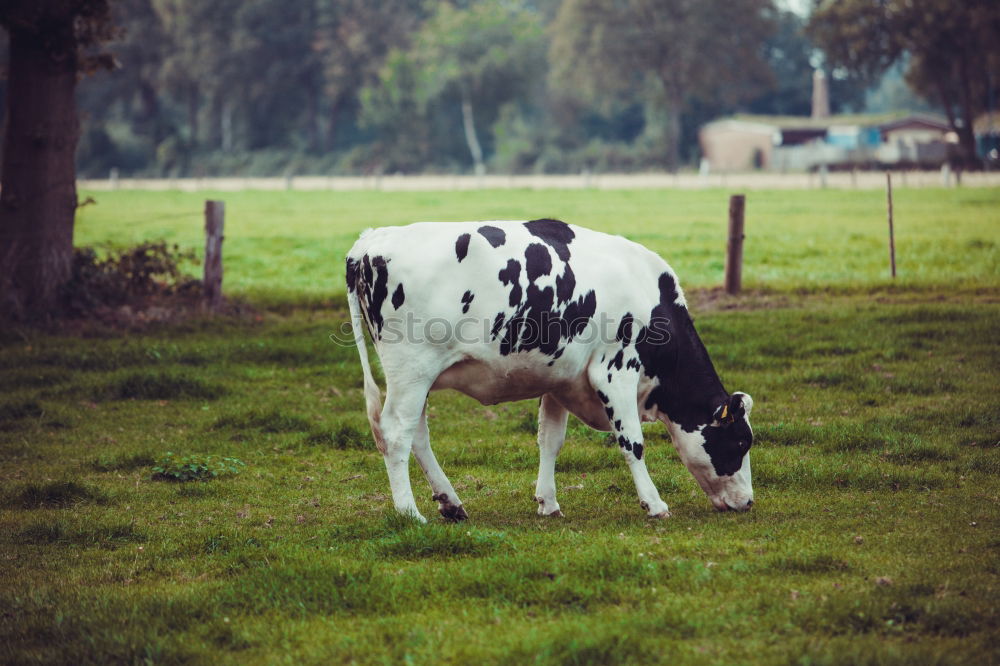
[652,510,671,519]
[439,503,469,522]
[535,496,562,517]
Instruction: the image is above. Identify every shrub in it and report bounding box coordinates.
[61,241,200,314]
[151,452,245,482]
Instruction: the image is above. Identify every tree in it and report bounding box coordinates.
[808,0,1000,167]
[402,1,546,174]
[550,0,777,169]
[0,0,116,317]
[312,0,426,153]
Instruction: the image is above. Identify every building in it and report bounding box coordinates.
[699,113,954,172]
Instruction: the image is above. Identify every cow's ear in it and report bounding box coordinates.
[730,392,753,418]
[713,393,752,426]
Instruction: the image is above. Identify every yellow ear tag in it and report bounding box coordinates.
[720,405,728,420]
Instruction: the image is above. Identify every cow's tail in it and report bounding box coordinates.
[346,274,386,454]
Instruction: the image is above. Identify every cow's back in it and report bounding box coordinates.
[347,219,683,400]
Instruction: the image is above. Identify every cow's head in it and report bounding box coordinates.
[664,392,754,512]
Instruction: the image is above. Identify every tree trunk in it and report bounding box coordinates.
[325,95,343,152]
[955,52,981,168]
[187,85,199,147]
[0,22,79,317]
[460,89,486,176]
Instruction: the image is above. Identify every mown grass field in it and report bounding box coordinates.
[2,187,999,664]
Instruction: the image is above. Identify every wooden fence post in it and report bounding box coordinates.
[885,173,896,279]
[204,200,225,310]
[725,194,746,295]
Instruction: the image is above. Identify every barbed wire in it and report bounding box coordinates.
[0,210,203,241]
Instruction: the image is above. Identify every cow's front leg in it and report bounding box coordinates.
[411,403,467,521]
[380,380,433,523]
[534,393,569,517]
[589,372,670,519]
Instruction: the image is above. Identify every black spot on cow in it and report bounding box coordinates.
[346,257,359,293]
[368,256,390,335]
[477,225,506,248]
[658,271,680,305]
[604,404,615,420]
[524,243,552,282]
[355,254,391,338]
[616,314,634,346]
[498,260,522,307]
[617,435,632,452]
[607,349,624,371]
[361,254,374,286]
[504,283,561,356]
[455,233,471,262]
[626,358,642,371]
[494,227,594,357]
[635,273,728,432]
[614,419,621,430]
[491,313,505,340]
[632,442,644,460]
[392,283,405,310]
[702,415,752,477]
[461,290,474,314]
[555,264,576,305]
[596,390,610,405]
[525,218,575,262]
[560,289,596,339]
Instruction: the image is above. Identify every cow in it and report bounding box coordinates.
[345,218,754,523]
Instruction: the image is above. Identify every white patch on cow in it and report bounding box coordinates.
[664,418,754,512]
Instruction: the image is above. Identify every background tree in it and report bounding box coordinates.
[550,0,777,169]
[399,2,546,175]
[808,0,1000,166]
[0,0,116,317]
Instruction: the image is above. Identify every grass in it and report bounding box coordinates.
[73,187,1000,303]
[1,187,999,664]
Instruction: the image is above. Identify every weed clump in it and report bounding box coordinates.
[305,423,367,449]
[213,408,311,433]
[90,452,157,472]
[369,522,508,559]
[7,481,108,509]
[0,401,44,430]
[151,452,245,482]
[17,521,147,546]
[109,372,225,400]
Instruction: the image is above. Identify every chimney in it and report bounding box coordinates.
[812,69,830,119]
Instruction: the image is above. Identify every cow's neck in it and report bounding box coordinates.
[654,305,728,432]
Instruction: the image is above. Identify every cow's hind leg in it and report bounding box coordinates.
[380,378,434,522]
[534,393,569,517]
[411,403,467,521]
[589,369,670,518]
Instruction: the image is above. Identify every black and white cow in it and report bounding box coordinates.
[346,218,754,522]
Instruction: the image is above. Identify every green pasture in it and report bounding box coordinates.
[3,187,1000,664]
[75,187,999,303]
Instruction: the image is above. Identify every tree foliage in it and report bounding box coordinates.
[808,0,1000,165]
[549,0,777,168]
[2,0,976,181]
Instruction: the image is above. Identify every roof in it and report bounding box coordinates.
[975,112,1000,135]
[879,115,951,133]
[705,112,949,133]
